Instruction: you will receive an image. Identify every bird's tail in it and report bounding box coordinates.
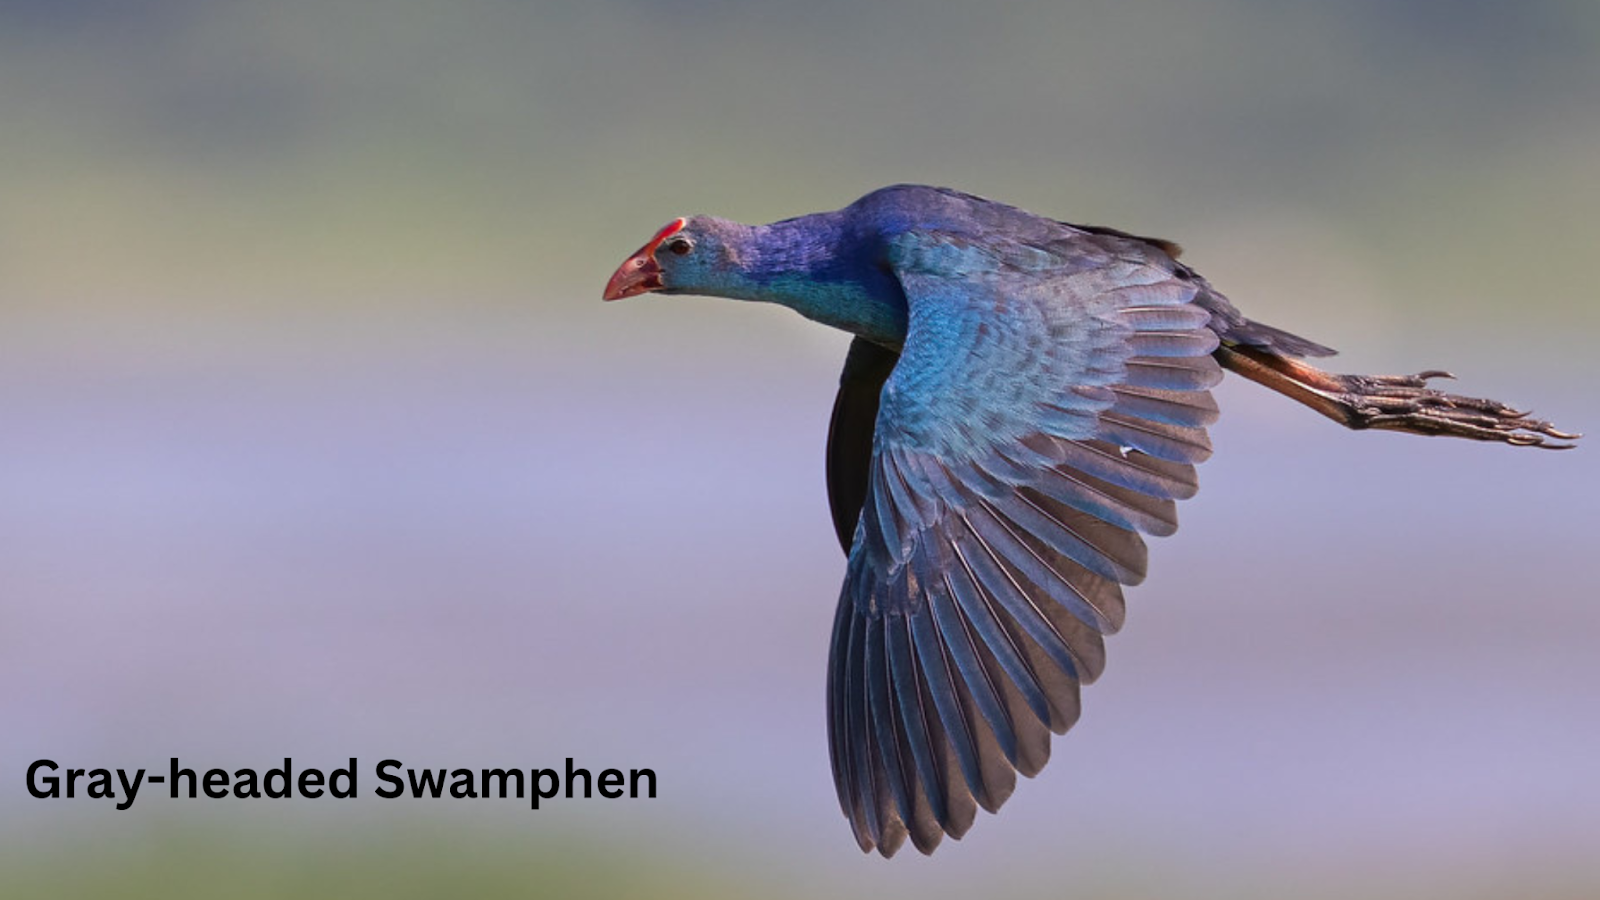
[1222,317,1338,360]
[1214,342,1579,449]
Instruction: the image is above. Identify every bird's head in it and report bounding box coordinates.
[602,216,751,301]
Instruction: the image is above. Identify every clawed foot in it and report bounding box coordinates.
[1214,345,1581,450]
[1317,370,1579,449]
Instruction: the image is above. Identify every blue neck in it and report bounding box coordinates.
[731,214,908,348]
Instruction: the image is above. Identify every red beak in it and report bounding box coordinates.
[602,218,687,301]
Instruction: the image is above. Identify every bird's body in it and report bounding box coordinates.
[603,185,1575,857]
[635,185,1327,357]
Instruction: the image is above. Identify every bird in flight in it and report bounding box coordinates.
[602,185,1577,857]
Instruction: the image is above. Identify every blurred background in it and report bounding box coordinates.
[2,1,1597,897]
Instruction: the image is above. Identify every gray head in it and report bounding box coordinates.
[601,215,755,301]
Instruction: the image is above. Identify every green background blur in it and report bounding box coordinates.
[3,2,1597,898]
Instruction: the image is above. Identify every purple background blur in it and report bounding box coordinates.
[2,2,1597,897]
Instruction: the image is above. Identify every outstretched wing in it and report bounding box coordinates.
[826,229,1223,856]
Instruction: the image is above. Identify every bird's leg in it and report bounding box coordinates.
[1214,344,1580,449]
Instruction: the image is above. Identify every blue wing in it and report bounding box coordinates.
[827,229,1223,856]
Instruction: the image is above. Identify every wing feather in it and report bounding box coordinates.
[1123,355,1224,391]
[823,227,1218,855]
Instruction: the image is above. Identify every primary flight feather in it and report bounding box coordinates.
[602,185,1577,857]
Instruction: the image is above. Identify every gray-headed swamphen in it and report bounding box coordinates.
[602,185,1577,857]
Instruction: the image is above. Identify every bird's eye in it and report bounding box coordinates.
[666,238,693,256]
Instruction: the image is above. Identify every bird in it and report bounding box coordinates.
[601,184,1578,857]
